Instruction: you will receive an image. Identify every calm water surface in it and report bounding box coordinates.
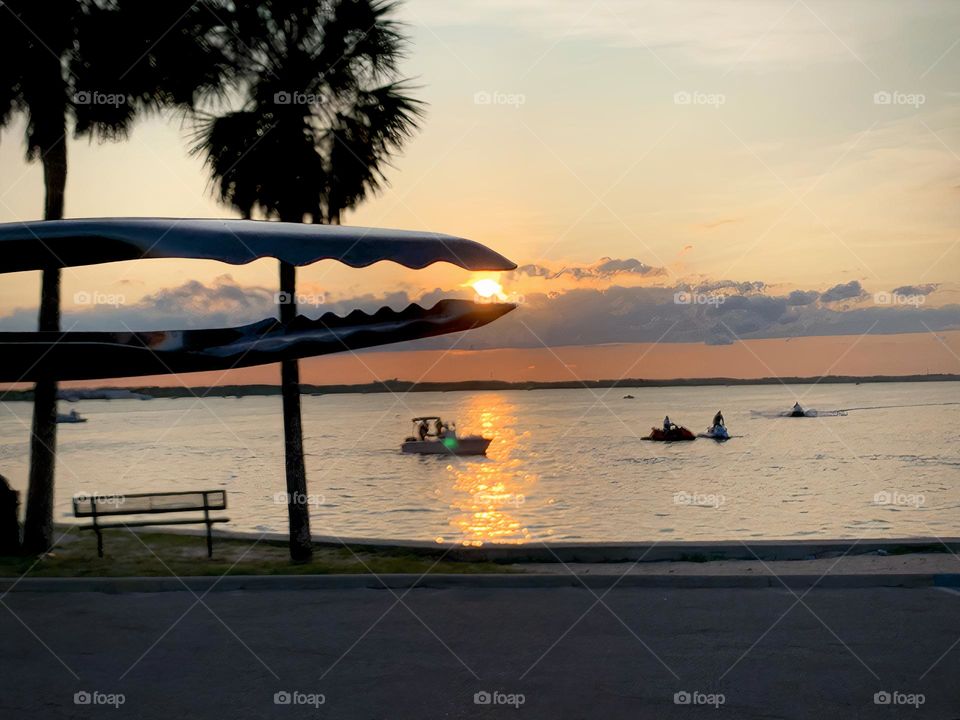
[0,383,957,544]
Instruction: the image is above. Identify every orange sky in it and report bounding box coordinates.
[50,331,959,389]
[1,1,958,387]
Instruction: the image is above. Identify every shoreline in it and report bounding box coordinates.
[1,374,958,400]
[42,523,960,563]
[196,528,960,563]
[3,527,956,588]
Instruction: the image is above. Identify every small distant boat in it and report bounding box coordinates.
[644,425,695,442]
[402,416,491,455]
[784,404,815,417]
[623,394,635,399]
[698,425,730,441]
[56,409,87,424]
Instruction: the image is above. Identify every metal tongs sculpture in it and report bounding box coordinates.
[0,219,515,380]
[0,218,516,559]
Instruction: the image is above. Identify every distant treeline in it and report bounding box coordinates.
[0,374,957,401]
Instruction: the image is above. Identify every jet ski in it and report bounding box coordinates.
[785,403,815,417]
[698,424,730,441]
[644,425,696,441]
[56,409,87,424]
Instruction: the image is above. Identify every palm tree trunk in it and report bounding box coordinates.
[23,132,67,553]
[279,260,312,562]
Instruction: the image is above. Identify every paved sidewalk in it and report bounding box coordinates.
[1,585,957,718]
[512,551,960,576]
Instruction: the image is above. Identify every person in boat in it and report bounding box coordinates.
[418,420,428,441]
[663,415,673,431]
[712,410,724,428]
[791,402,805,417]
[434,418,444,437]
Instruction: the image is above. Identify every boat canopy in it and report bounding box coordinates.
[0,218,517,273]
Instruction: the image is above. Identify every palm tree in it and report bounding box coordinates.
[191,0,424,561]
[0,0,224,552]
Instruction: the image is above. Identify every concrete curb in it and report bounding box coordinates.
[1,572,955,593]
[113,527,960,564]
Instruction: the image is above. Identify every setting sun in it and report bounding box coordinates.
[472,278,505,299]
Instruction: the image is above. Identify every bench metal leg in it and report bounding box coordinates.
[203,502,214,558]
[96,529,103,558]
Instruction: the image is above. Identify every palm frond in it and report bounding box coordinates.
[189,0,424,224]
[325,80,424,219]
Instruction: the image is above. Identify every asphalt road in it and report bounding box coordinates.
[1,585,958,719]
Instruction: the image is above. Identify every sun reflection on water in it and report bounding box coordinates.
[437,395,538,546]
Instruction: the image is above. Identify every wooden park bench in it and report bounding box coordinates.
[73,490,229,558]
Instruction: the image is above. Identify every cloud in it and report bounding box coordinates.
[820,280,867,303]
[787,290,820,306]
[0,276,423,333]
[145,276,275,323]
[406,285,960,351]
[514,257,666,281]
[892,284,938,297]
[514,264,552,278]
[2,276,958,355]
[705,334,736,346]
[694,280,765,295]
[787,290,820,307]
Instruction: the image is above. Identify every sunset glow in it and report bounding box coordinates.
[471,278,505,300]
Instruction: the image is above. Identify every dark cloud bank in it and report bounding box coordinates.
[1,274,957,351]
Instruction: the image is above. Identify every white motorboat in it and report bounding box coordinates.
[401,417,491,456]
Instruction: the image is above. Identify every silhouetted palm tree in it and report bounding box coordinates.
[0,0,223,551]
[191,0,423,561]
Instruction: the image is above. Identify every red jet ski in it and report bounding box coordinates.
[644,425,696,441]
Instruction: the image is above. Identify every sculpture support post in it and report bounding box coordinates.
[279,261,313,562]
[24,265,60,553]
